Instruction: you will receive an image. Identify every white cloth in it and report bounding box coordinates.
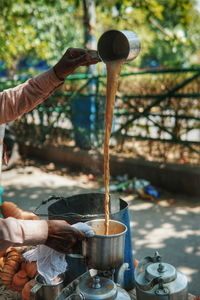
[71,222,94,237]
[23,222,94,283]
[23,245,67,283]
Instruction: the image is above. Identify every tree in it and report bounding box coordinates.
[94,0,199,67]
[0,0,84,74]
[0,0,199,72]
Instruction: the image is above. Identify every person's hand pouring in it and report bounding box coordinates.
[54,47,100,80]
[45,220,94,253]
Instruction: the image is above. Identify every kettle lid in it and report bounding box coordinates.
[145,262,177,283]
[77,275,118,300]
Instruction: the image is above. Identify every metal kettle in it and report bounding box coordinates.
[75,274,131,300]
[135,251,188,300]
[56,269,131,300]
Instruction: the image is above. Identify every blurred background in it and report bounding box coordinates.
[1,1,200,295]
[0,0,199,167]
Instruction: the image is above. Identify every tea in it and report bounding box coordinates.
[104,60,124,235]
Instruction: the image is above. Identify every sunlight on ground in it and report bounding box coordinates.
[186,246,200,255]
[179,267,199,283]
[128,202,153,210]
[2,165,200,294]
[131,224,200,249]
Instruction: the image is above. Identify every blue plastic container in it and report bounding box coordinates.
[0,186,4,217]
[71,96,92,149]
[48,192,135,290]
[0,186,4,205]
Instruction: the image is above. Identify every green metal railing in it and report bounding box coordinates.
[1,68,200,155]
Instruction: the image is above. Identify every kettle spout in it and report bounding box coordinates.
[116,263,129,289]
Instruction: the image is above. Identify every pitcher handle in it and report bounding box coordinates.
[65,293,85,300]
[30,283,43,300]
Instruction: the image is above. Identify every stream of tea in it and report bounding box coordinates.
[104,59,124,235]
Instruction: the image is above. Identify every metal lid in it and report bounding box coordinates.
[145,262,177,283]
[77,276,117,300]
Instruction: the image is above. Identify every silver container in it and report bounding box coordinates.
[135,252,188,300]
[76,275,131,300]
[82,219,127,270]
[56,271,131,300]
[97,30,140,62]
[30,273,65,300]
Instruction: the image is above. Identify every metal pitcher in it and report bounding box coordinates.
[82,219,127,270]
[97,30,140,62]
[30,273,65,300]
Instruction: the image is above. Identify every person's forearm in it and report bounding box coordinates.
[0,68,63,124]
[0,217,48,251]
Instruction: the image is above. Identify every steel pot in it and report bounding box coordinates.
[82,219,127,270]
[30,273,65,300]
[97,30,140,62]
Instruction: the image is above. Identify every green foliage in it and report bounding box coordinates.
[0,0,199,70]
[0,0,84,69]
[95,0,199,67]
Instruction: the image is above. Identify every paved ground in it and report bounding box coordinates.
[1,163,200,295]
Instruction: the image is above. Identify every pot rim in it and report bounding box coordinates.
[85,218,127,238]
[35,273,65,286]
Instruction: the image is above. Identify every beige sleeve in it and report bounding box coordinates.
[0,68,63,124]
[0,217,48,251]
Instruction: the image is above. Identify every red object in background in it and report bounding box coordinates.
[3,142,9,165]
[188,295,200,300]
[179,157,188,164]
[88,174,95,181]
